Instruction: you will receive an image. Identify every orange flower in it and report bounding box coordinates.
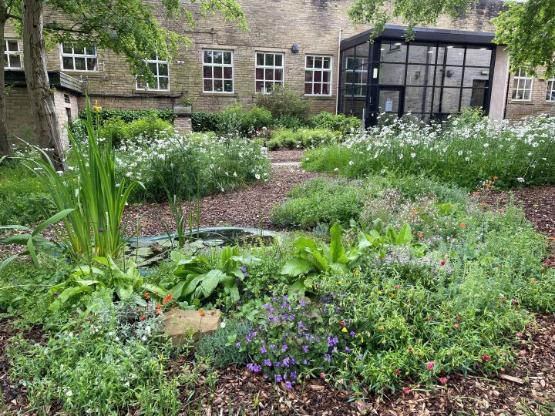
[459,223,466,229]
[198,308,206,317]
[162,293,173,305]
[139,315,146,321]
[155,303,162,315]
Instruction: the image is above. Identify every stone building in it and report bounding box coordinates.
[3,0,554,143]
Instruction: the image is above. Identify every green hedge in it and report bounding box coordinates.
[79,108,176,124]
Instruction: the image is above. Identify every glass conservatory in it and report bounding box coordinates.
[339,25,497,126]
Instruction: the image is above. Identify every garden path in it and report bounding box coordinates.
[121,150,320,237]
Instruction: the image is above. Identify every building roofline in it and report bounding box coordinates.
[5,70,84,95]
[341,24,496,50]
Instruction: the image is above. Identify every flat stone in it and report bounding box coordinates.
[163,308,221,345]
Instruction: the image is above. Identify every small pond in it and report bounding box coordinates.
[127,227,279,267]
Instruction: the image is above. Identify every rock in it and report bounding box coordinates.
[163,308,221,345]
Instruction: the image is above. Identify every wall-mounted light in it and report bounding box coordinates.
[291,43,300,54]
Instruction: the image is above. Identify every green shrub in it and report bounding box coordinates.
[256,86,309,121]
[8,303,194,415]
[308,112,362,136]
[80,108,176,124]
[118,133,270,202]
[267,128,339,150]
[271,178,364,228]
[192,105,272,137]
[0,163,55,225]
[196,319,251,368]
[98,117,173,147]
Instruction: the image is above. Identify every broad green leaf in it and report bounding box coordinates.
[199,270,227,298]
[27,237,38,266]
[0,225,31,232]
[330,223,347,263]
[396,224,413,245]
[49,286,92,311]
[281,258,314,277]
[142,283,168,297]
[0,234,33,246]
[0,255,19,273]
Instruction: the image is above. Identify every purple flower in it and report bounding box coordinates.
[302,359,308,365]
[263,359,272,367]
[290,371,297,380]
[285,381,293,390]
[281,344,288,352]
[327,336,339,348]
[298,321,306,331]
[345,346,351,353]
[235,342,241,349]
[270,344,277,351]
[245,331,257,343]
[275,374,283,383]
[282,357,291,367]
[350,330,356,338]
[324,353,332,362]
[260,345,267,354]
[299,298,307,308]
[240,265,249,277]
[302,345,309,353]
[247,363,261,373]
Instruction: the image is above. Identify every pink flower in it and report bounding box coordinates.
[402,386,412,395]
[426,361,435,371]
[438,376,448,385]
[482,354,491,362]
[439,259,446,267]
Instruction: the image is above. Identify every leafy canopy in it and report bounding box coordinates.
[6,0,247,78]
[349,0,555,76]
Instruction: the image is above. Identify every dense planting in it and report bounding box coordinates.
[303,113,555,189]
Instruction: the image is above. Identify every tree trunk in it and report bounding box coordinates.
[22,0,64,170]
[0,1,10,156]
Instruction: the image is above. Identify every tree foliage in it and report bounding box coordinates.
[349,0,555,76]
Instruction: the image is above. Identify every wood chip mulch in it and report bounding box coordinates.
[122,151,319,237]
[473,185,555,267]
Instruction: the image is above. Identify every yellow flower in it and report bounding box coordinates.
[341,327,348,333]
[92,100,102,113]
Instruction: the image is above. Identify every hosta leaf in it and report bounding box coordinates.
[329,223,347,263]
[199,270,227,299]
[49,285,92,311]
[397,223,413,245]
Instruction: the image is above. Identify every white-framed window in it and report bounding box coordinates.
[255,52,284,94]
[61,44,97,71]
[4,39,22,69]
[546,79,555,102]
[511,69,533,101]
[203,49,233,93]
[305,55,332,96]
[345,56,368,97]
[136,55,169,91]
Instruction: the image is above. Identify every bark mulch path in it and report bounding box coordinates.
[473,185,555,267]
[122,151,319,236]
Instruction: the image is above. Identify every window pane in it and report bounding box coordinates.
[461,87,488,109]
[466,47,492,67]
[275,69,283,81]
[148,62,158,75]
[62,44,73,54]
[62,57,74,70]
[256,81,264,92]
[314,71,321,82]
[322,83,330,95]
[436,66,463,87]
[159,63,168,76]
[256,53,264,66]
[10,55,21,68]
[379,63,405,85]
[306,56,314,68]
[265,54,274,66]
[463,67,490,87]
[305,71,313,82]
[214,66,223,78]
[380,42,407,63]
[73,46,85,55]
[7,40,18,52]
[323,57,331,69]
[159,77,169,90]
[322,71,330,83]
[224,67,233,79]
[314,83,321,94]
[223,52,232,65]
[214,79,223,91]
[213,51,222,64]
[275,54,283,67]
[204,79,212,91]
[204,50,212,63]
[305,83,312,94]
[405,87,434,114]
[203,67,212,78]
[74,58,86,70]
[406,64,434,86]
[224,80,233,92]
[255,68,263,79]
[314,57,322,68]
[86,58,97,71]
[439,88,461,113]
[265,68,273,80]
[445,46,465,66]
[265,82,274,92]
[408,44,436,64]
